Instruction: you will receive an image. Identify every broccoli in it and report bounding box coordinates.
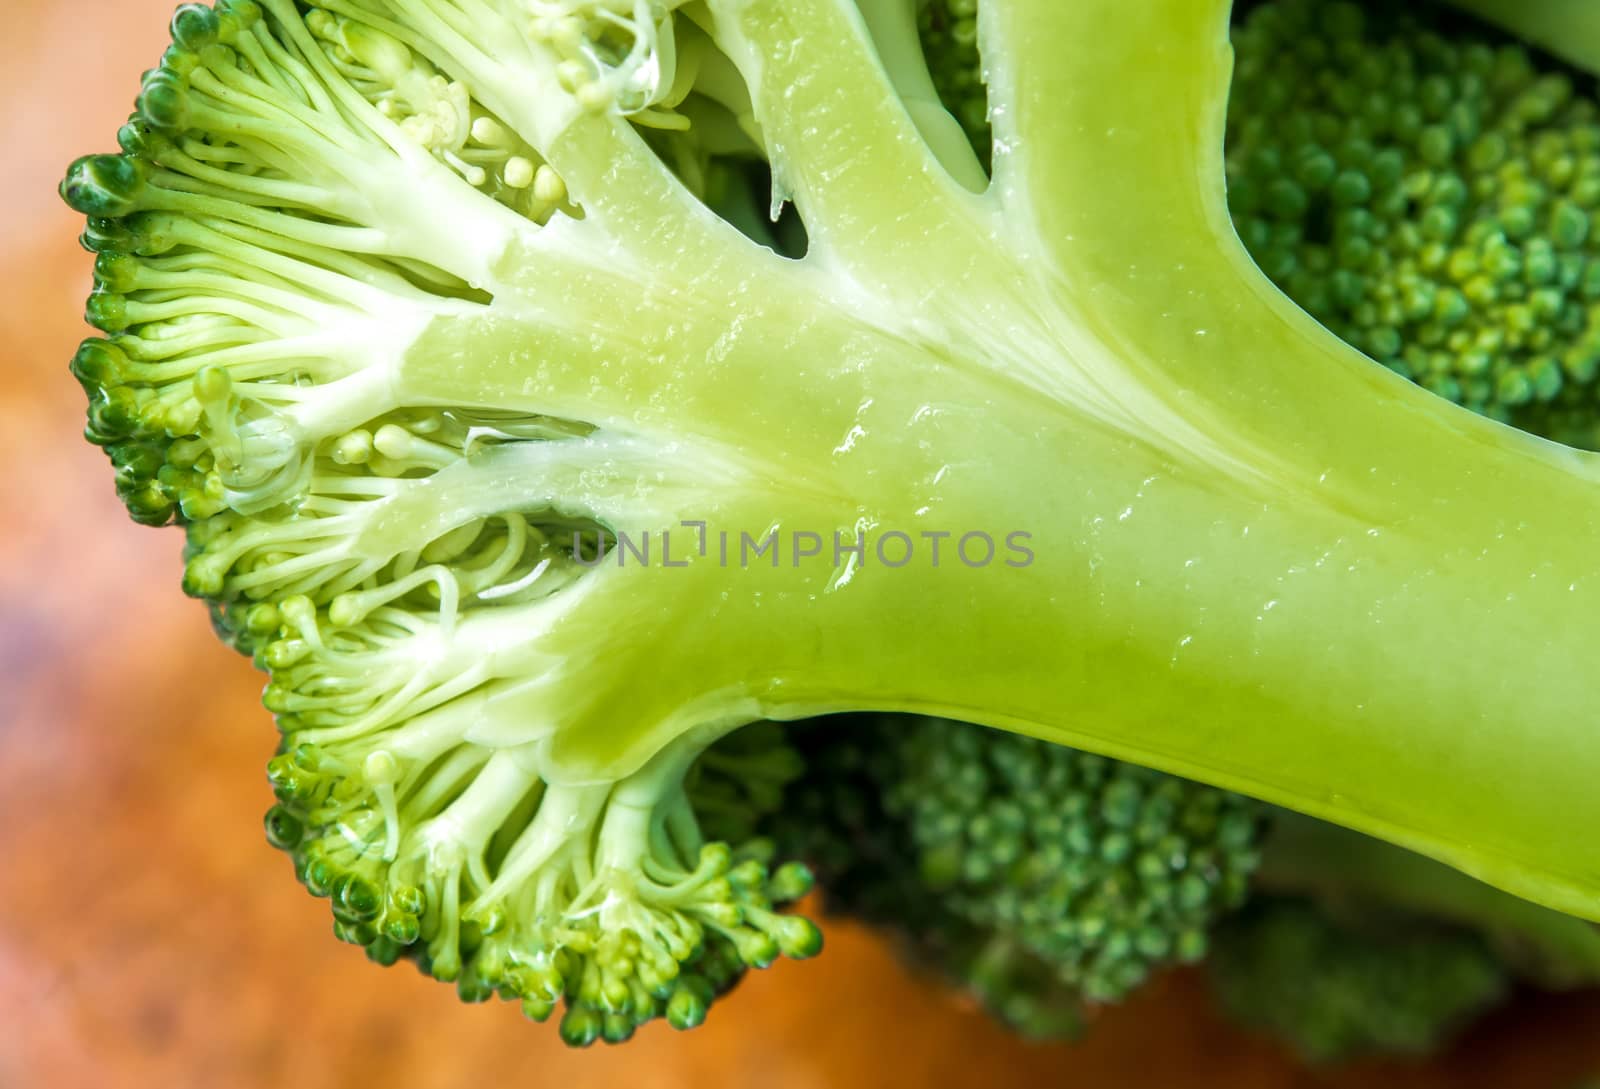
[58,0,1600,1049]
[1207,896,1512,1063]
[769,715,1263,1039]
[1229,0,1600,446]
[754,0,1600,1058]
[879,718,1262,1005]
[1207,809,1600,1060]
[770,718,1600,1055]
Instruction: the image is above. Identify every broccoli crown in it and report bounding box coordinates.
[63,0,824,1044]
[883,718,1262,1003]
[1208,897,1510,1063]
[771,716,1262,1035]
[770,717,1091,1039]
[1228,0,1600,445]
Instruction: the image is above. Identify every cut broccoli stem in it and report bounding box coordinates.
[853,0,988,191]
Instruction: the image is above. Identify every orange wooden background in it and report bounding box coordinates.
[3,2,1599,1086]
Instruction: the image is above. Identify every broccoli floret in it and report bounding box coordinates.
[775,723,1600,1056]
[67,0,829,1042]
[773,716,1261,1035]
[882,718,1262,1003]
[60,0,1600,1049]
[771,717,1088,1039]
[1206,811,1600,1061]
[1208,897,1510,1063]
[1228,0,1600,446]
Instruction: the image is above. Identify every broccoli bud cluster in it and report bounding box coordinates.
[884,718,1262,1004]
[1229,0,1600,446]
[59,0,824,1043]
[267,728,818,1044]
[1208,897,1509,1063]
[770,716,1263,1036]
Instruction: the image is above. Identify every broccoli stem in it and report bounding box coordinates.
[512,0,1600,921]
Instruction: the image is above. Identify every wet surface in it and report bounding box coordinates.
[2,2,1597,1085]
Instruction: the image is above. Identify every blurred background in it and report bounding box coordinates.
[3,2,1600,1086]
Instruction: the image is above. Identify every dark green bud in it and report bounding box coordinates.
[600,1012,636,1044]
[86,387,142,442]
[766,860,815,903]
[119,480,176,526]
[160,44,201,78]
[124,212,182,255]
[59,154,148,218]
[265,752,304,794]
[69,339,127,388]
[665,977,711,1030]
[217,0,263,28]
[94,252,139,293]
[80,217,136,254]
[522,994,558,1023]
[137,68,191,132]
[365,936,404,967]
[558,1005,603,1047]
[263,805,303,849]
[388,886,424,919]
[170,4,221,51]
[301,855,336,897]
[333,918,377,946]
[457,964,495,1004]
[335,875,383,922]
[85,291,129,333]
[774,916,824,958]
[117,118,173,160]
[384,914,421,945]
[111,440,165,480]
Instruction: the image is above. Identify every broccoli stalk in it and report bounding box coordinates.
[60,0,1600,1040]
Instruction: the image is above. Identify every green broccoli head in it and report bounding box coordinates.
[63,0,831,1043]
[1228,0,1600,446]
[59,0,1600,1050]
[1208,896,1510,1063]
[772,715,1262,1036]
[882,717,1261,1004]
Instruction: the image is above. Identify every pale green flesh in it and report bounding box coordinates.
[165,0,1600,921]
[456,0,1600,919]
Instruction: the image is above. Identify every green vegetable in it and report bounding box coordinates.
[60,0,1600,1047]
[1229,0,1600,445]
[769,719,1600,1055]
[1208,896,1510,1063]
[879,717,1262,1004]
[770,715,1264,1038]
[759,0,1600,1057]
